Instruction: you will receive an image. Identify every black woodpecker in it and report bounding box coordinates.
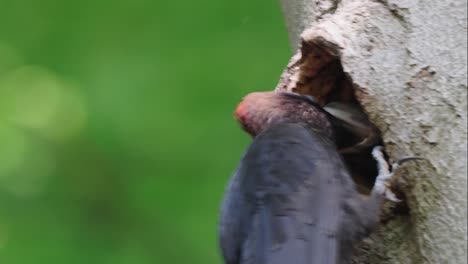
[219,91,406,264]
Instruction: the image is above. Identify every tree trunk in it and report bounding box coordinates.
[276,0,467,263]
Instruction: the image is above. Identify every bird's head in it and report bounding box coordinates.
[234,91,333,137]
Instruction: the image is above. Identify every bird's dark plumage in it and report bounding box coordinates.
[219,121,381,264]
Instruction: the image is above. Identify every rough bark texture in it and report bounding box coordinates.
[277,0,467,263]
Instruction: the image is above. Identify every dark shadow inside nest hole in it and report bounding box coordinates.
[293,42,382,195]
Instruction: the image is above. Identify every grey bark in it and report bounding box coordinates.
[277,0,467,263]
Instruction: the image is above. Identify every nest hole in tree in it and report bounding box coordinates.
[278,40,384,195]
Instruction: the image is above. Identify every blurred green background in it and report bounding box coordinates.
[0,1,290,263]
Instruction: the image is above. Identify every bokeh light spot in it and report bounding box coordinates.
[0,65,88,142]
[0,65,62,130]
[41,81,88,142]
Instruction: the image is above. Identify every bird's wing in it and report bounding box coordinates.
[220,123,363,264]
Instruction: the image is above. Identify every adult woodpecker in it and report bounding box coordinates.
[219,91,407,264]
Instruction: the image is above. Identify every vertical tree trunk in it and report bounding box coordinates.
[276,0,467,263]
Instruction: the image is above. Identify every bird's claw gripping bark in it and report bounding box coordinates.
[371,146,425,202]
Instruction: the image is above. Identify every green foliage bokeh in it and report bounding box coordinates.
[0,1,290,263]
